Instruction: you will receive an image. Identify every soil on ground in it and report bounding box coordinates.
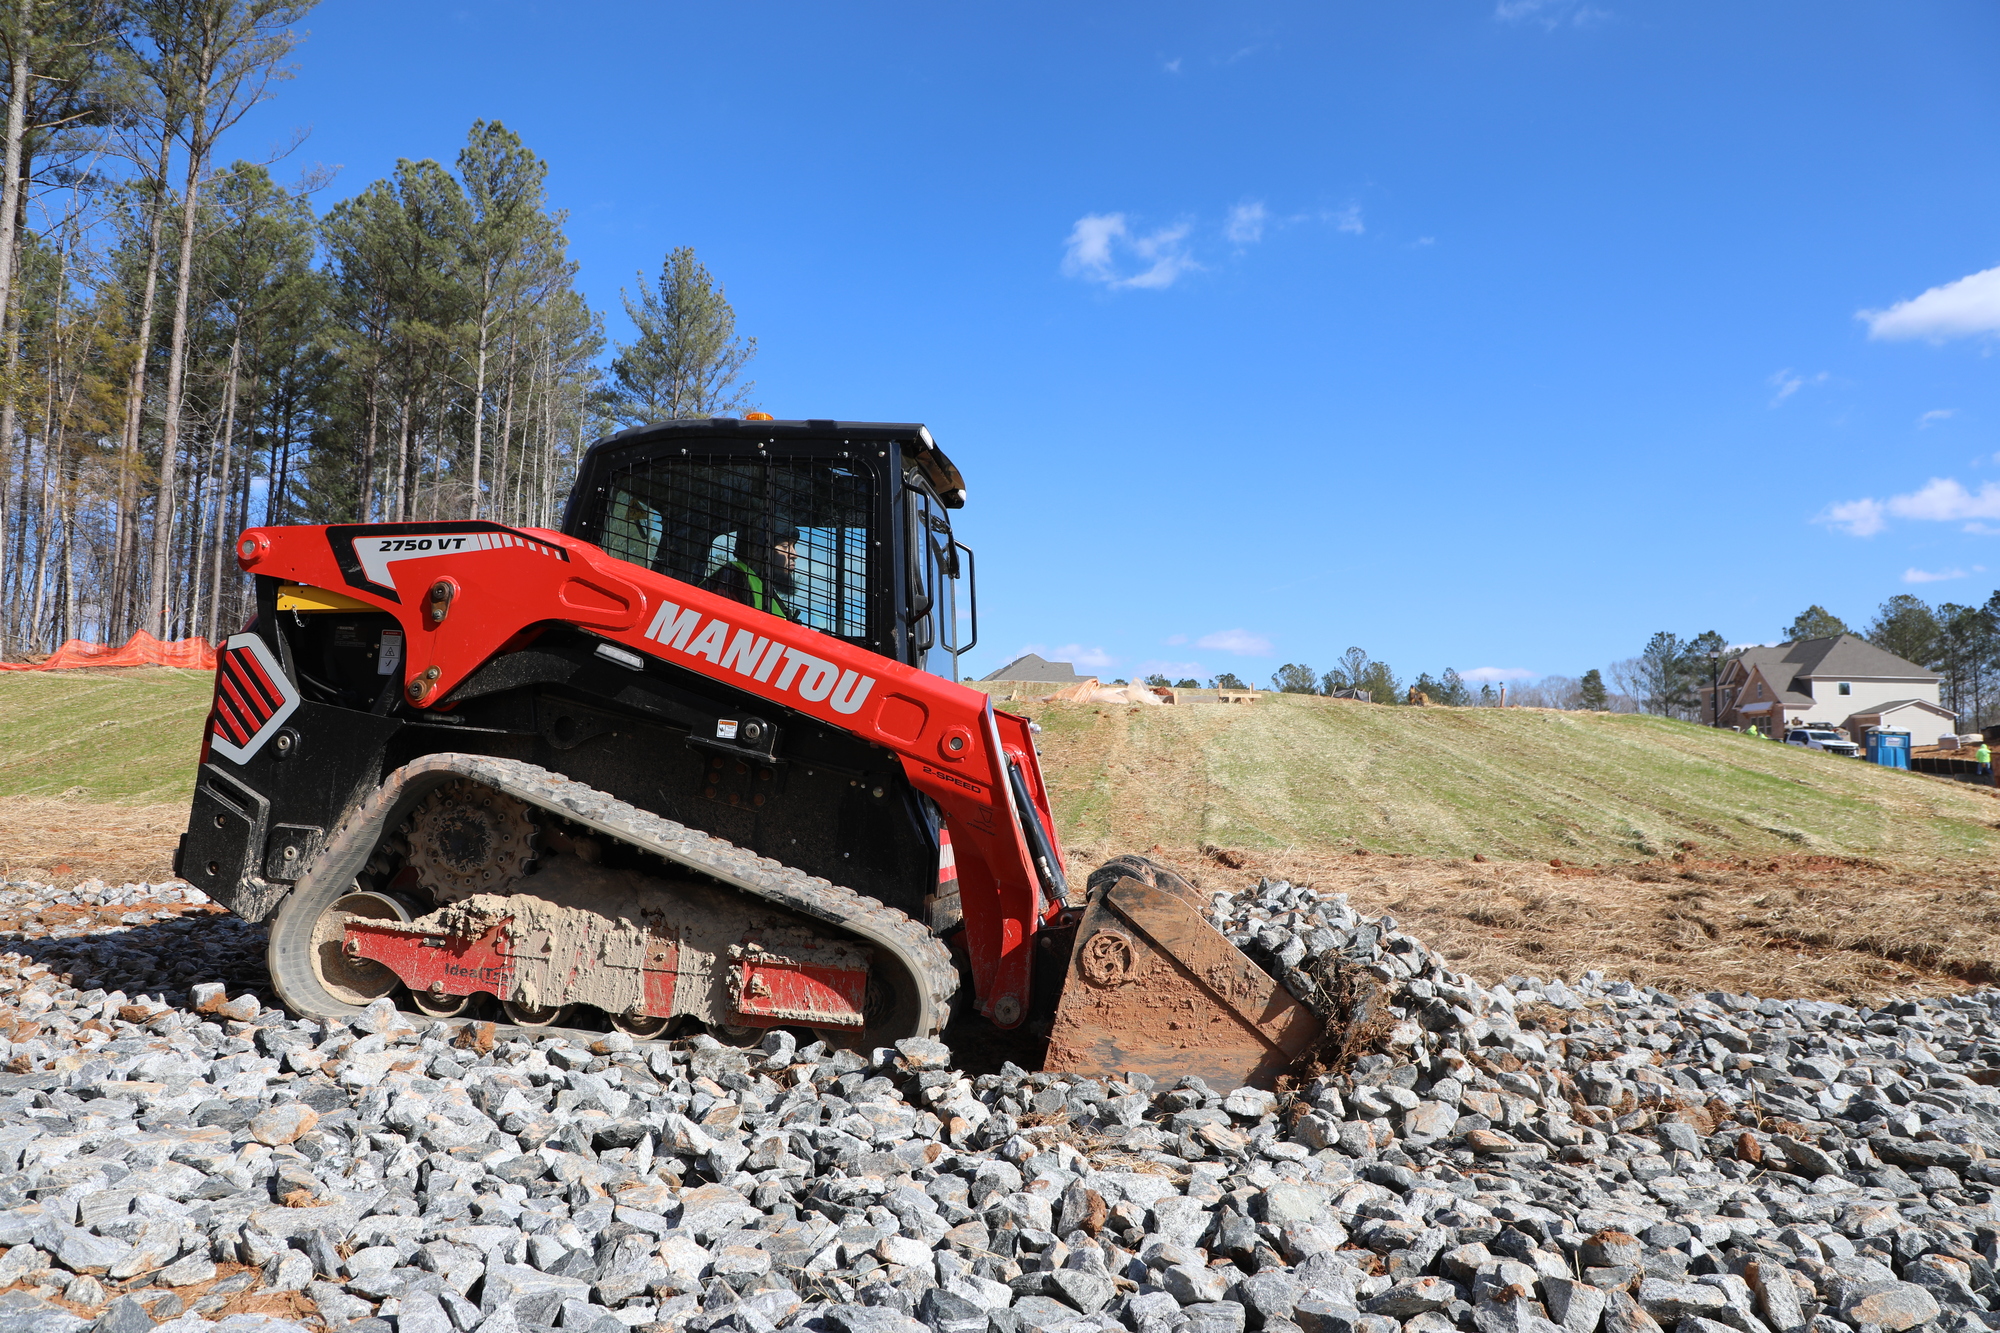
[1076,837,2000,1006]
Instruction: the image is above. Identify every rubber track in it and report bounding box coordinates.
[310,753,959,1041]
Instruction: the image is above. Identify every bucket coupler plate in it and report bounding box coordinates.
[1043,871,1321,1091]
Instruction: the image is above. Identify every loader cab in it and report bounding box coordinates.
[563,417,976,679]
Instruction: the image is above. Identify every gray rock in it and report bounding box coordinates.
[1043,1270,1113,1315]
[1256,1184,1325,1229]
[1637,1281,1727,1326]
[90,1298,156,1333]
[1367,1280,1456,1318]
[1743,1263,1806,1333]
[1237,1273,1303,1329]
[1184,1304,1249,1333]
[479,1264,592,1326]
[1167,1264,1234,1306]
[1836,1283,1940,1332]
[1288,1296,1368,1328]
[1603,1292,1666,1333]
[1544,1277,1607,1333]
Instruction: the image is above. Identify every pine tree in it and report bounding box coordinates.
[1357,660,1401,705]
[1270,663,1318,694]
[1579,668,1608,710]
[1867,594,1940,667]
[1783,605,1848,642]
[605,247,755,424]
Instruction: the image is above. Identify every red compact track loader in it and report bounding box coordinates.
[178,418,1319,1087]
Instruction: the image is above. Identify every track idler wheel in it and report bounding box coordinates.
[410,987,475,1018]
[314,891,409,1006]
[502,1000,575,1028]
[611,1012,671,1038]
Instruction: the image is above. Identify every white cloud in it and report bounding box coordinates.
[1061,215,1125,282]
[1019,642,1115,672]
[1461,666,1538,683]
[1058,644,1116,671]
[1495,0,1608,28]
[1329,204,1364,235]
[1163,57,1182,74]
[1225,201,1267,245]
[1195,628,1273,656]
[1904,567,1967,584]
[1888,477,2000,524]
[1768,368,1829,406]
[1062,214,1198,290]
[1817,497,1886,537]
[1918,408,1955,427]
[1861,264,2000,342]
[1819,476,2000,537]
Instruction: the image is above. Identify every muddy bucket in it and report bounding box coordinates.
[1043,856,1321,1090]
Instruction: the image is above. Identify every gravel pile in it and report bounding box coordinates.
[0,875,1997,1333]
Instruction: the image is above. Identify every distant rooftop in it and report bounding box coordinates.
[979,653,1094,684]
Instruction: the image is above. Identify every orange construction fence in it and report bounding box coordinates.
[0,630,218,672]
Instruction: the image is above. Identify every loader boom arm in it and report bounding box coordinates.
[229,519,1066,1027]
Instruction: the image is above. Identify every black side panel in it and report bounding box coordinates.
[181,700,407,922]
[182,767,269,915]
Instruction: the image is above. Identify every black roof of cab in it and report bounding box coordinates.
[568,417,966,516]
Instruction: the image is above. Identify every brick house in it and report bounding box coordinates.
[1701,633,1951,736]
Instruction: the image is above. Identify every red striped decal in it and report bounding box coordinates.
[232,647,285,715]
[215,661,266,733]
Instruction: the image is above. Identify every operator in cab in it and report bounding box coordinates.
[705,524,796,620]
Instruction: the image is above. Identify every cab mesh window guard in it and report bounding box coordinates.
[594,455,874,641]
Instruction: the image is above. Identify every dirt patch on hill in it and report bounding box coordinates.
[1079,838,2000,1004]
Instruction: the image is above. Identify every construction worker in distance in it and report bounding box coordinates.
[705,525,796,620]
[1979,738,1992,780]
[1747,723,1761,740]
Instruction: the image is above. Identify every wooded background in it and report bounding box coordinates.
[0,0,751,657]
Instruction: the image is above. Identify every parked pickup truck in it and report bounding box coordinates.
[1785,728,1860,757]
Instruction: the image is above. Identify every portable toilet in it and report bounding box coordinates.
[1864,727,1911,769]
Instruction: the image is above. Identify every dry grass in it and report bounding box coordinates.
[0,796,185,886]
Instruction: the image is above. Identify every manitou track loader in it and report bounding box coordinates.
[176,418,1319,1087]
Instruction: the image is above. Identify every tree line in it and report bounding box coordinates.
[0,0,755,657]
[1130,650,1627,711]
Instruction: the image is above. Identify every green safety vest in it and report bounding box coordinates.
[1980,746,1992,764]
[729,560,790,620]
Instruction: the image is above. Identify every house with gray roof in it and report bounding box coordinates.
[1701,633,1951,736]
[978,653,1094,686]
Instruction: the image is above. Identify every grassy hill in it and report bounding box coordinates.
[6,668,1997,869]
[0,668,214,803]
[1009,692,2000,867]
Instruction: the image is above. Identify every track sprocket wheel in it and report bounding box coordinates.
[403,779,537,903]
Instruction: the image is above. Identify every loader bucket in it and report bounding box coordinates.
[1043,856,1322,1090]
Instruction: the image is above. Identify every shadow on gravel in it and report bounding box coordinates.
[2,910,275,1015]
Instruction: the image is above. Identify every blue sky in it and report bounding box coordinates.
[233,2,2000,686]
